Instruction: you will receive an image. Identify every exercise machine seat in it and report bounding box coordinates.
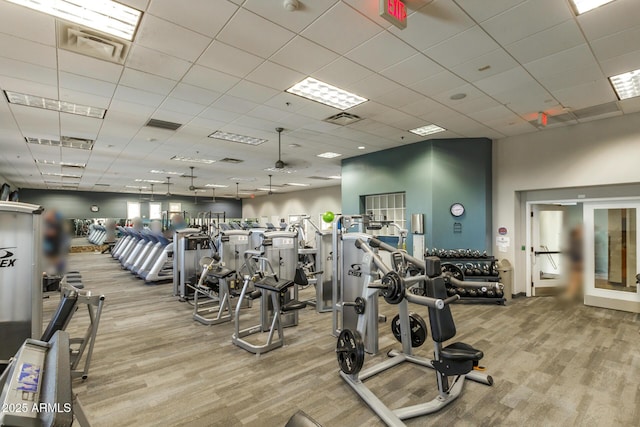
[254,276,295,293]
[285,410,323,427]
[294,267,309,286]
[282,300,307,312]
[440,342,483,361]
[210,267,235,279]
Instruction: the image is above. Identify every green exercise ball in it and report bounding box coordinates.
[322,211,335,223]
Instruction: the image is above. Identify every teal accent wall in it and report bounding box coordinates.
[341,138,492,254]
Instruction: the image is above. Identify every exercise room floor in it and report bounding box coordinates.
[47,252,640,427]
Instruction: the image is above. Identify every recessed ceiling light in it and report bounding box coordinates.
[317,152,342,159]
[5,0,142,41]
[229,177,256,182]
[5,91,106,118]
[409,124,446,137]
[286,77,368,110]
[125,185,147,189]
[42,172,81,178]
[287,183,310,187]
[264,167,296,174]
[609,69,640,100]
[27,136,94,150]
[358,146,366,150]
[208,130,267,146]
[171,156,216,164]
[450,93,467,100]
[149,169,182,175]
[328,175,342,179]
[288,143,301,148]
[570,0,616,14]
[135,179,164,184]
[257,187,276,192]
[35,159,86,168]
[205,184,229,188]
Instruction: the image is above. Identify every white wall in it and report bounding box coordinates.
[493,111,640,294]
[242,185,341,227]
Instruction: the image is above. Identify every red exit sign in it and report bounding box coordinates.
[380,0,407,29]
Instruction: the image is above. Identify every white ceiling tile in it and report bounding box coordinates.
[119,67,177,95]
[409,71,467,97]
[226,80,279,104]
[0,57,57,86]
[493,120,538,137]
[346,74,399,100]
[181,65,240,93]
[590,25,640,62]
[618,98,640,114]
[313,57,374,89]
[474,67,537,95]
[505,20,585,64]
[113,85,166,108]
[0,1,56,46]
[246,61,305,91]
[539,66,604,92]
[449,95,502,115]
[599,48,640,77]
[160,98,207,116]
[243,0,338,33]
[212,95,260,114]
[271,36,339,75]
[577,0,640,41]
[0,33,56,68]
[108,99,156,118]
[346,31,416,72]
[553,80,617,110]
[0,76,58,99]
[217,9,295,58]
[187,117,227,132]
[379,54,444,86]
[199,107,242,123]
[296,101,340,120]
[60,115,101,139]
[467,105,520,123]
[373,86,424,109]
[59,72,116,98]
[135,14,212,62]
[57,50,123,84]
[126,44,191,80]
[398,97,443,117]
[197,41,264,77]
[58,89,111,109]
[454,0,526,22]
[450,49,519,82]
[389,0,475,51]
[524,44,598,79]
[247,105,291,122]
[301,2,382,55]
[481,0,573,45]
[10,105,60,136]
[170,83,222,106]
[147,0,237,37]
[118,0,148,11]
[424,25,500,68]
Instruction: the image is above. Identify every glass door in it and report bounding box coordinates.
[531,204,565,296]
[583,201,640,313]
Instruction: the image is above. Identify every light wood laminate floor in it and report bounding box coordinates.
[46,252,640,427]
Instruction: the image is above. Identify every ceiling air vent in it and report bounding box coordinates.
[220,158,244,164]
[308,176,332,180]
[146,119,183,131]
[57,22,131,65]
[528,113,577,128]
[324,112,363,126]
[572,101,620,120]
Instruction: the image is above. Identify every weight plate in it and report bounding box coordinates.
[441,263,464,280]
[382,271,405,305]
[336,329,365,375]
[354,296,366,314]
[390,313,428,348]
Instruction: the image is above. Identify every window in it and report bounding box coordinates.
[149,203,162,220]
[364,192,406,236]
[127,202,140,219]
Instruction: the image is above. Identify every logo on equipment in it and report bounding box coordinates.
[347,263,362,277]
[0,247,17,267]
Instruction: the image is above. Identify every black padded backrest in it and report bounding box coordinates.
[294,267,309,286]
[41,294,79,341]
[424,277,456,343]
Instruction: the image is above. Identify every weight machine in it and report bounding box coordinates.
[335,237,493,426]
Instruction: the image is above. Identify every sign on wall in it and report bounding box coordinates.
[380,0,407,29]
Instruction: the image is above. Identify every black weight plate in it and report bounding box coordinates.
[354,296,366,314]
[441,263,464,280]
[336,329,365,375]
[390,312,428,348]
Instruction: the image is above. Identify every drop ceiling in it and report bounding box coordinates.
[1,0,639,197]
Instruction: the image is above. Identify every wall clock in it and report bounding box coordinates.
[90,205,99,212]
[450,203,465,217]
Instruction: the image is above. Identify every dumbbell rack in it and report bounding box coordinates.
[443,256,506,305]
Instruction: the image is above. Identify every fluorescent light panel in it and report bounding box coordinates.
[35,159,86,168]
[205,184,229,188]
[409,124,446,137]
[257,187,276,191]
[317,152,342,159]
[209,131,267,146]
[171,156,216,164]
[570,0,616,14]
[149,169,182,175]
[264,167,296,174]
[5,91,106,118]
[42,172,81,178]
[5,0,142,41]
[328,175,342,179]
[125,185,147,189]
[609,69,640,100]
[135,179,164,183]
[287,77,368,110]
[287,183,309,187]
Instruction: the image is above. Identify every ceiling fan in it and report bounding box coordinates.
[271,127,308,172]
[187,166,208,191]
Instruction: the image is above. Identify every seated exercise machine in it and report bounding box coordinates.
[231,230,306,354]
[190,254,237,325]
[336,237,493,426]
